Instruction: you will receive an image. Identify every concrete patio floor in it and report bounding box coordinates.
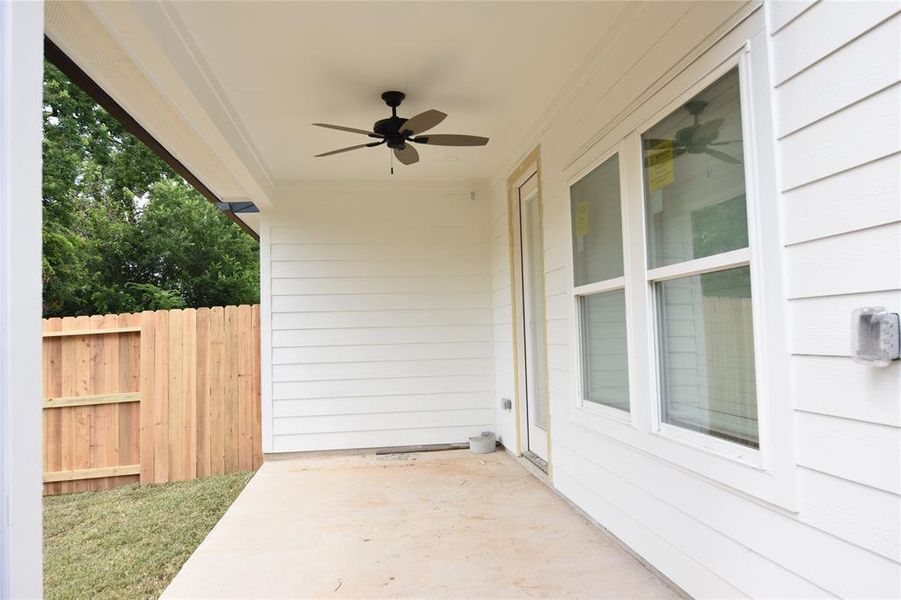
[163,449,679,599]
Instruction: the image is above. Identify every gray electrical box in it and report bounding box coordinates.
[851,307,900,367]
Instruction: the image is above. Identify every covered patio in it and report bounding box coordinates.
[163,449,677,599]
[2,0,899,597]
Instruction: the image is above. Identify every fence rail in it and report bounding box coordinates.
[42,305,261,495]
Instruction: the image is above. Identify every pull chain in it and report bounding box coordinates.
[390,149,394,175]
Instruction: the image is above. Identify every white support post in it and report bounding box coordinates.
[0,0,44,597]
[259,209,273,454]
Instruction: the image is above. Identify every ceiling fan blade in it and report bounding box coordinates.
[412,134,489,146]
[695,118,724,141]
[314,141,382,158]
[704,148,741,164]
[313,123,383,137]
[398,110,447,136]
[394,143,419,165]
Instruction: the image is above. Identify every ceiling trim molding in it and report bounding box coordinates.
[486,1,644,188]
[560,0,760,175]
[44,37,259,241]
[44,0,272,207]
[71,0,275,207]
[487,1,758,189]
[153,1,276,190]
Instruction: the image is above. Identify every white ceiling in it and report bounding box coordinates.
[167,1,631,183]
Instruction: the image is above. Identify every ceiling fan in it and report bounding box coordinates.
[644,100,742,165]
[313,91,489,168]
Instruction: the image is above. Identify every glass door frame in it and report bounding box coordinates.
[507,148,551,470]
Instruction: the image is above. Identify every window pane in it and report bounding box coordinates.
[571,154,623,286]
[657,266,758,448]
[642,69,748,269]
[580,290,630,412]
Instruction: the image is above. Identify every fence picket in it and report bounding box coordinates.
[223,306,240,473]
[153,309,170,483]
[73,315,92,493]
[168,310,185,481]
[195,308,211,478]
[209,306,225,475]
[95,314,114,490]
[183,308,198,481]
[122,313,141,479]
[238,306,253,470]
[43,318,63,495]
[140,311,156,484]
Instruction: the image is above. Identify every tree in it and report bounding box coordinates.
[132,180,260,310]
[41,60,259,317]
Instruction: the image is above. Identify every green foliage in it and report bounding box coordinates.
[42,61,259,318]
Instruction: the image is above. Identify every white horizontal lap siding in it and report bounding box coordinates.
[273,342,491,364]
[485,2,901,597]
[266,187,494,452]
[488,179,517,449]
[551,423,897,598]
[772,0,901,575]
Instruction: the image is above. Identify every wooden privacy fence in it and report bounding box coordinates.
[42,305,262,495]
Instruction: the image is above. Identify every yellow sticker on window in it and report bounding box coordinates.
[648,139,674,192]
[573,201,589,236]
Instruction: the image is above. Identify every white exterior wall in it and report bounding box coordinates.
[488,1,900,598]
[488,182,518,449]
[261,185,494,453]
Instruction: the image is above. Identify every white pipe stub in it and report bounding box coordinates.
[469,431,496,454]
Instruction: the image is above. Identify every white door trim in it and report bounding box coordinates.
[506,147,552,470]
[518,178,549,461]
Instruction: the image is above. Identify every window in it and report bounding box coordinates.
[565,21,795,508]
[570,153,630,412]
[568,68,760,445]
[641,68,758,448]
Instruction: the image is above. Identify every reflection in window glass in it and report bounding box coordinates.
[580,290,629,412]
[642,68,748,269]
[657,266,758,448]
[571,154,623,286]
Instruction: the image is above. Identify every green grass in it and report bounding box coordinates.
[44,471,254,600]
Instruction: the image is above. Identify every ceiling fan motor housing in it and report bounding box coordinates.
[373,117,409,148]
[377,91,411,148]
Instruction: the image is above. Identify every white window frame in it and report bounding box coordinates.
[640,54,764,467]
[570,142,636,426]
[563,12,796,510]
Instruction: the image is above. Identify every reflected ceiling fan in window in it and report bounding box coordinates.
[312,91,489,171]
[644,100,743,166]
